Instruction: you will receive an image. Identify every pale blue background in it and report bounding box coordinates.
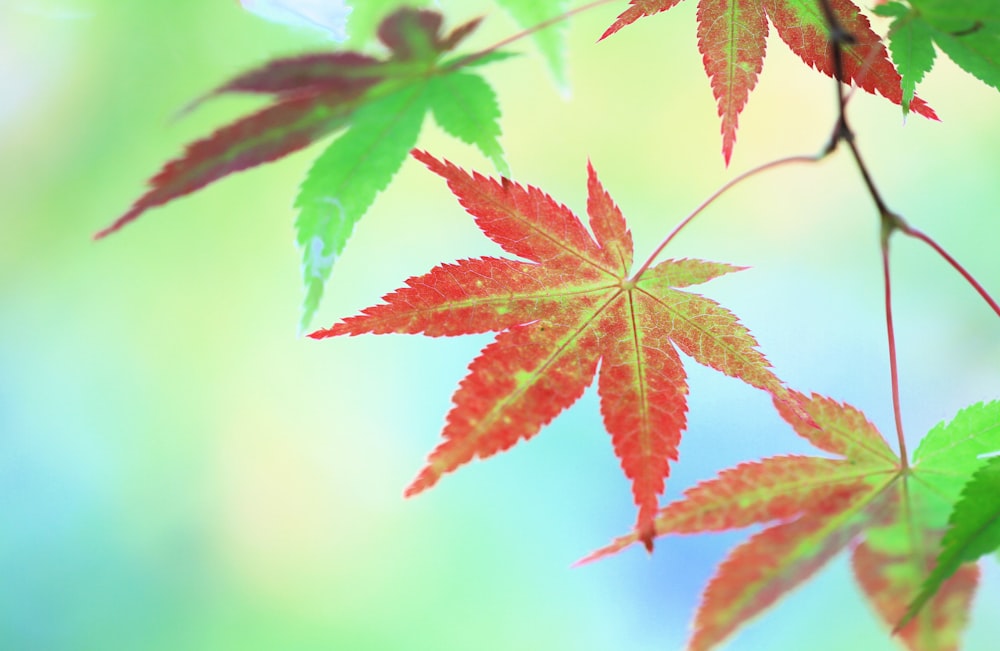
[2,1,999,649]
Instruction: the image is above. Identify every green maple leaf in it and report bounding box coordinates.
[494,0,572,91]
[901,454,1000,627]
[876,0,1000,112]
[98,8,512,331]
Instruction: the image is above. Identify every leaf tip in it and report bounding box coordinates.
[306,328,331,340]
[909,96,939,122]
[575,533,639,566]
[173,95,207,121]
[404,466,440,497]
[93,208,141,240]
[772,389,819,432]
[492,153,511,178]
[572,550,604,568]
[599,7,643,42]
[722,140,734,167]
[410,147,440,169]
[600,4,669,42]
[638,518,657,553]
[307,319,357,339]
[892,602,921,636]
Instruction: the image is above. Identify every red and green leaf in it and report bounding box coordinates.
[98,8,513,330]
[94,93,357,240]
[182,52,384,111]
[312,152,784,547]
[900,455,1000,629]
[855,539,979,651]
[691,503,871,651]
[696,0,768,165]
[603,0,936,163]
[583,394,995,651]
[763,0,935,115]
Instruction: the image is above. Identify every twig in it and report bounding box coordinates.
[818,0,909,458]
[881,232,909,469]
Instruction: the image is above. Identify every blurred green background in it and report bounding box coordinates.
[2,1,999,649]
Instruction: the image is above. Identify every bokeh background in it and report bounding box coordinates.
[2,1,999,649]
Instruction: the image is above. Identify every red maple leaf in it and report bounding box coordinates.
[603,0,937,163]
[311,150,785,547]
[581,392,982,651]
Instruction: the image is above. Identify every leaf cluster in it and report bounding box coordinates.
[99,1,1000,649]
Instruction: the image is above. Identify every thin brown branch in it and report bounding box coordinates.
[818,0,910,460]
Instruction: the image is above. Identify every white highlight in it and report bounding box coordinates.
[239,0,351,41]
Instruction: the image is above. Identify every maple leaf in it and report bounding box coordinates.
[344,0,572,87]
[97,8,511,331]
[602,0,938,163]
[311,150,784,548]
[876,0,1000,113]
[494,0,572,91]
[582,394,1000,651]
[901,450,1000,627]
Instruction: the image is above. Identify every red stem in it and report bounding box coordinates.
[881,235,909,469]
[817,0,910,465]
[902,226,1000,319]
[631,155,822,279]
